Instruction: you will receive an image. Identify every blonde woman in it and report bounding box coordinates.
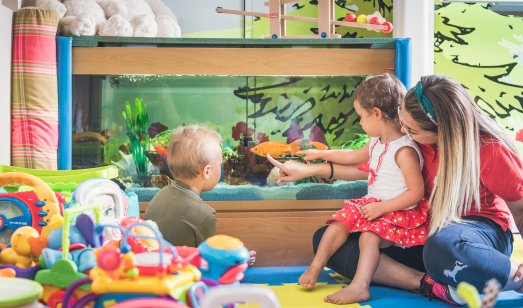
[267,75,523,305]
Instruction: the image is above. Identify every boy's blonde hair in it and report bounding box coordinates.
[354,74,406,122]
[167,125,223,180]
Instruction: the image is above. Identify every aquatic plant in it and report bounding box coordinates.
[122,98,152,181]
[223,147,239,164]
[151,130,172,147]
[342,134,371,150]
[122,98,150,150]
[232,121,253,141]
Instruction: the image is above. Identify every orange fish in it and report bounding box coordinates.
[251,139,329,158]
[154,146,167,155]
[251,141,291,158]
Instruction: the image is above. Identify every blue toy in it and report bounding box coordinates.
[197,235,250,285]
[39,213,99,273]
[66,178,140,242]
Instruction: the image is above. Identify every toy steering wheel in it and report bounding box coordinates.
[0,173,60,238]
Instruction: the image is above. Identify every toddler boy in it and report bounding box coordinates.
[144,125,256,265]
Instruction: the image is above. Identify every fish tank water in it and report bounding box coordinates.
[72,74,371,202]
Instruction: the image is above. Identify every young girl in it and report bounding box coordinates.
[297,74,430,305]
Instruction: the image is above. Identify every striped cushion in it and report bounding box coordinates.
[11,7,60,169]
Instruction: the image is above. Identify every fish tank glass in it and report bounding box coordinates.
[72,74,371,202]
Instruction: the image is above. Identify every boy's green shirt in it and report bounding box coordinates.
[144,180,217,247]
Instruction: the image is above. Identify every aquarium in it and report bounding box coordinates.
[72,74,371,200]
[69,37,407,202]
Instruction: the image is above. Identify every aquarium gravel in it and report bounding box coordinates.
[126,180,368,202]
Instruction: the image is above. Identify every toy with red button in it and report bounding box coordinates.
[344,11,393,33]
[0,173,64,248]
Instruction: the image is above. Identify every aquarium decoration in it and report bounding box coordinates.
[148,122,168,139]
[342,134,371,150]
[121,98,155,184]
[151,129,172,147]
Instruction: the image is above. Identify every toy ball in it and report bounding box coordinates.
[382,21,393,34]
[370,17,381,25]
[345,13,356,22]
[356,15,367,23]
[98,248,121,271]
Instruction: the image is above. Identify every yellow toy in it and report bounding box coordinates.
[0,226,39,268]
[356,14,367,23]
[457,279,501,308]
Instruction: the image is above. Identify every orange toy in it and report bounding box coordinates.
[0,268,16,277]
[251,139,329,158]
[0,226,39,268]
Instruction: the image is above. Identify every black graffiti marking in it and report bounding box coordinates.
[233,77,361,142]
[293,2,305,9]
[448,56,523,120]
[501,92,506,98]
[434,16,475,46]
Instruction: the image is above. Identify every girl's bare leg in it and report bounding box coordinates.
[299,221,350,289]
[325,232,392,305]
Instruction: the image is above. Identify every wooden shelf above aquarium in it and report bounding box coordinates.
[69,37,397,76]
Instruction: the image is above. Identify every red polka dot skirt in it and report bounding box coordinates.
[326,197,430,247]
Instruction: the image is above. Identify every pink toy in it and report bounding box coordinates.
[345,13,356,22]
[110,298,187,308]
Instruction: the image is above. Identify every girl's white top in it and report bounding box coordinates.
[365,135,423,210]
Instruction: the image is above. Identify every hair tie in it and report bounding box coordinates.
[413,81,438,126]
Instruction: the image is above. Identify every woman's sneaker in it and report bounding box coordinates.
[418,274,465,306]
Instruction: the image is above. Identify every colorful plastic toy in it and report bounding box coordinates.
[0,226,39,268]
[106,217,174,255]
[39,214,98,273]
[0,173,64,246]
[35,203,103,308]
[457,279,501,308]
[67,178,130,241]
[198,235,250,285]
[0,277,43,308]
[200,285,282,308]
[216,0,392,39]
[61,222,202,308]
[0,268,16,277]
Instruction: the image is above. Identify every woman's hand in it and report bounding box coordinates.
[266,154,311,184]
[361,202,384,221]
[514,263,523,293]
[296,149,323,162]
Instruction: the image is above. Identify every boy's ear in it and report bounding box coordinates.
[202,165,212,179]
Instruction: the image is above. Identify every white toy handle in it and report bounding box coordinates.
[200,285,281,308]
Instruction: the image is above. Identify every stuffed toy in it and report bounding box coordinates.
[35,0,181,37]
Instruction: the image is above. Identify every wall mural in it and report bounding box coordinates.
[434,1,523,151]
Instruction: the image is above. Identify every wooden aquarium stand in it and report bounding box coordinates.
[140,199,344,267]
